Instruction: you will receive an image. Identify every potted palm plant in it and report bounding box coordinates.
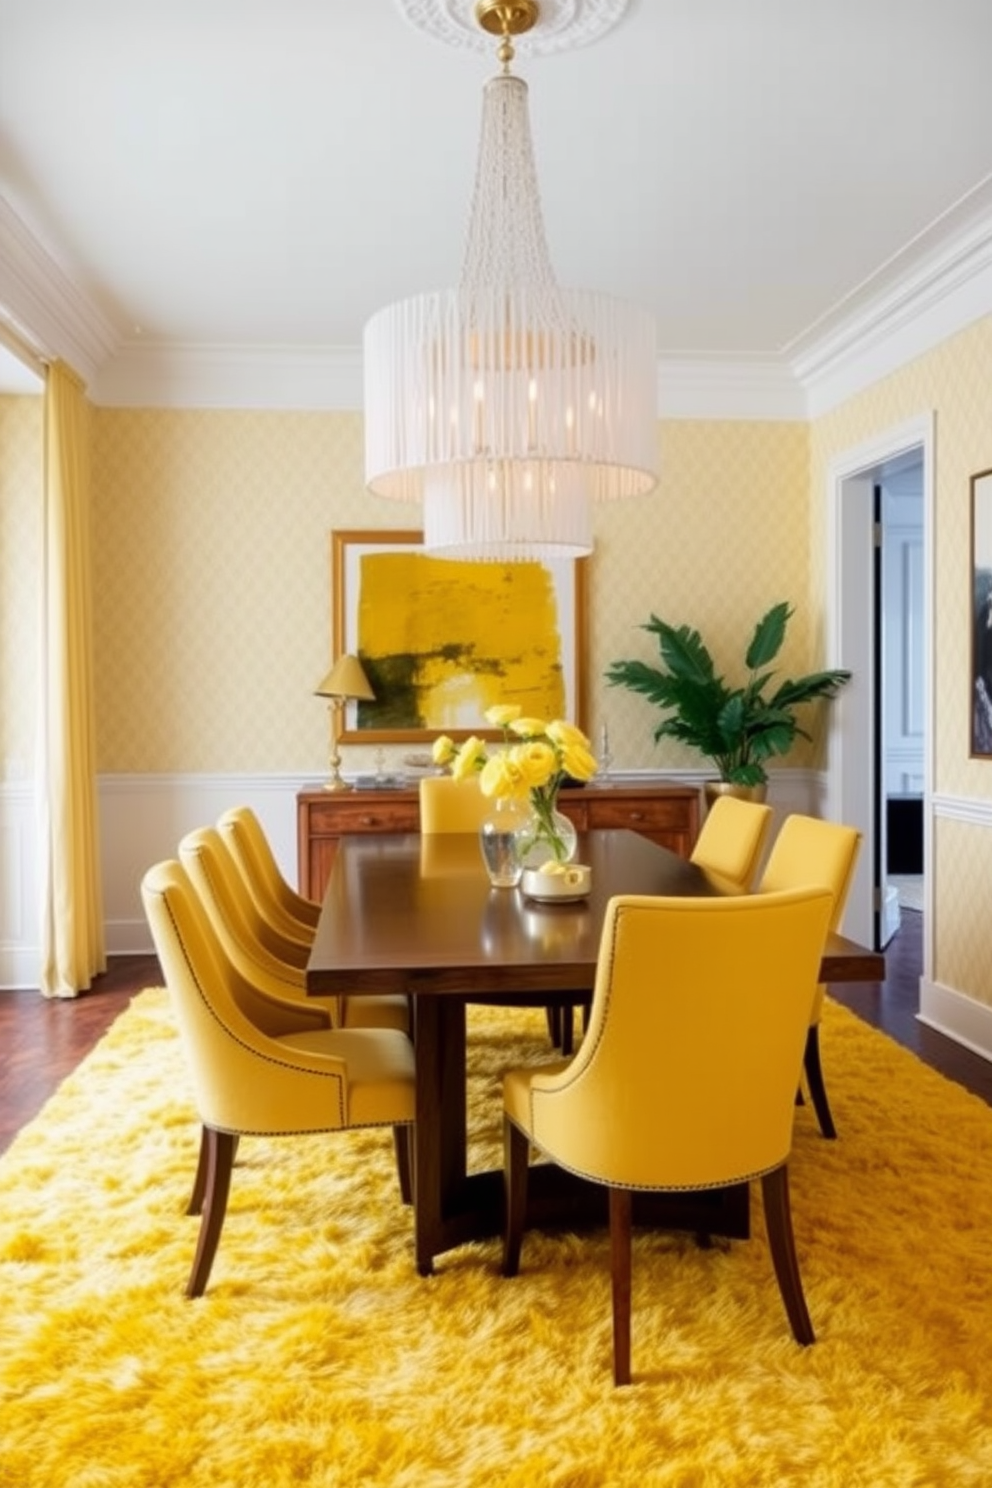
[605,601,850,800]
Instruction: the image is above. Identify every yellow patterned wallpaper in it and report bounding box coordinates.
[0,395,42,779]
[592,419,812,769]
[811,314,992,1007]
[90,410,812,774]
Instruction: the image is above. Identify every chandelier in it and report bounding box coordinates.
[363,0,658,561]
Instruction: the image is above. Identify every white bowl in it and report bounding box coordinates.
[521,863,592,902]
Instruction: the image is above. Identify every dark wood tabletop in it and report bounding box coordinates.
[307,829,885,996]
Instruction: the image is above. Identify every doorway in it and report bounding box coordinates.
[824,414,932,969]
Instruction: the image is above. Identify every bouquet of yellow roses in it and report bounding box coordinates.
[432,705,597,863]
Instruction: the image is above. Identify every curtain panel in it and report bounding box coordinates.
[38,360,106,997]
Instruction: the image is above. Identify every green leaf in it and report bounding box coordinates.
[644,618,716,686]
[769,670,852,708]
[745,602,790,671]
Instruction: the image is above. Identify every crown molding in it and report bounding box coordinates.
[790,177,992,416]
[90,341,365,410]
[0,195,119,386]
[89,341,808,419]
[656,356,806,421]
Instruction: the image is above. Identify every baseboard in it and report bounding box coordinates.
[918,977,992,1064]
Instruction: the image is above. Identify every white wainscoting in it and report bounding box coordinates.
[0,767,824,990]
[0,780,40,988]
[98,773,321,959]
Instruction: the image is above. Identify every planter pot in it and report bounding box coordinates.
[703,780,768,813]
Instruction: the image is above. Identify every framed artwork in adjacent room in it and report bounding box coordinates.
[970,468,992,757]
[331,529,587,743]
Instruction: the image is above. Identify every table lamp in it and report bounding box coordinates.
[314,654,375,792]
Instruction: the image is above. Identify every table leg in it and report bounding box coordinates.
[411,993,467,1275]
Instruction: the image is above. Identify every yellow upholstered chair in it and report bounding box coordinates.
[418,775,492,833]
[178,826,409,1034]
[690,794,774,891]
[757,813,863,1139]
[419,777,584,1052]
[141,858,416,1297]
[217,804,319,944]
[502,887,834,1386]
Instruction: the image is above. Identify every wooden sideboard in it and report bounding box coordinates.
[296,782,701,901]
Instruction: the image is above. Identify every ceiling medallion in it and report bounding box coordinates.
[393,0,630,56]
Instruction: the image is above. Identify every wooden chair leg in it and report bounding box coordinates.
[187,1126,209,1215]
[609,1187,633,1386]
[760,1164,814,1345]
[393,1122,413,1204]
[187,1127,237,1299]
[803,1023,837,1139]
[187,1127,238,1215]
[502,1118,530,1277]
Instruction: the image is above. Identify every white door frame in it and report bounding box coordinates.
[823,411,934,975]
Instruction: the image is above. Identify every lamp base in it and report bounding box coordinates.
[322,777,354,792]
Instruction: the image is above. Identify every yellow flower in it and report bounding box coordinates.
[432,734,457,766]
[546,719,590,750]
[512,740,558,789]
[559,740,597,781]
[485,703,523,729]
[451,735,487,780]
[480,752,527,800]
[508,716,548,740]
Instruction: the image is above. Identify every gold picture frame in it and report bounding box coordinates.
[331,529,587,743]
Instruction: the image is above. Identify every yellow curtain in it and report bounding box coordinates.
[38,360,106,997]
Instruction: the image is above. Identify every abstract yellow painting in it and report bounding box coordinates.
[332,530,586,741]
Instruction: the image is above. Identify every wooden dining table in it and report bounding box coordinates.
[306,828,885,1274]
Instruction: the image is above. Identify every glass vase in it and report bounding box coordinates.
[478,796,529,888]
[517,796,578,870]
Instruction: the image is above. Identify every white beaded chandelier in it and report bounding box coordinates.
[363,0,658,561]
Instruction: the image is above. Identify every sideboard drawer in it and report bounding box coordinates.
[306,797,420,836]
[585,791,699,856]
[587,797,693,832]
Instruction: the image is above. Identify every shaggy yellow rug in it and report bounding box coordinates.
[2,991,992,1488]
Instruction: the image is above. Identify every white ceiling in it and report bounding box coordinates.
[2,0,992,398]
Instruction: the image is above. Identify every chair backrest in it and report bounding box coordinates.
[141,858,347,1134]
[217,805,319,935]
[689,795,774,890]
[419,775,490,833]
[519,887,833,1192]
[179,826,308,981]
[758,814,862,934]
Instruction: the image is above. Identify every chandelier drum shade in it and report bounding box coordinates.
[363,4,658,562]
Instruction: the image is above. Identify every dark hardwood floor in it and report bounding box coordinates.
[1,910,990,1157]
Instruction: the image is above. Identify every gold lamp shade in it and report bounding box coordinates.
[314,654,375,791]
[314,653,375,703]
